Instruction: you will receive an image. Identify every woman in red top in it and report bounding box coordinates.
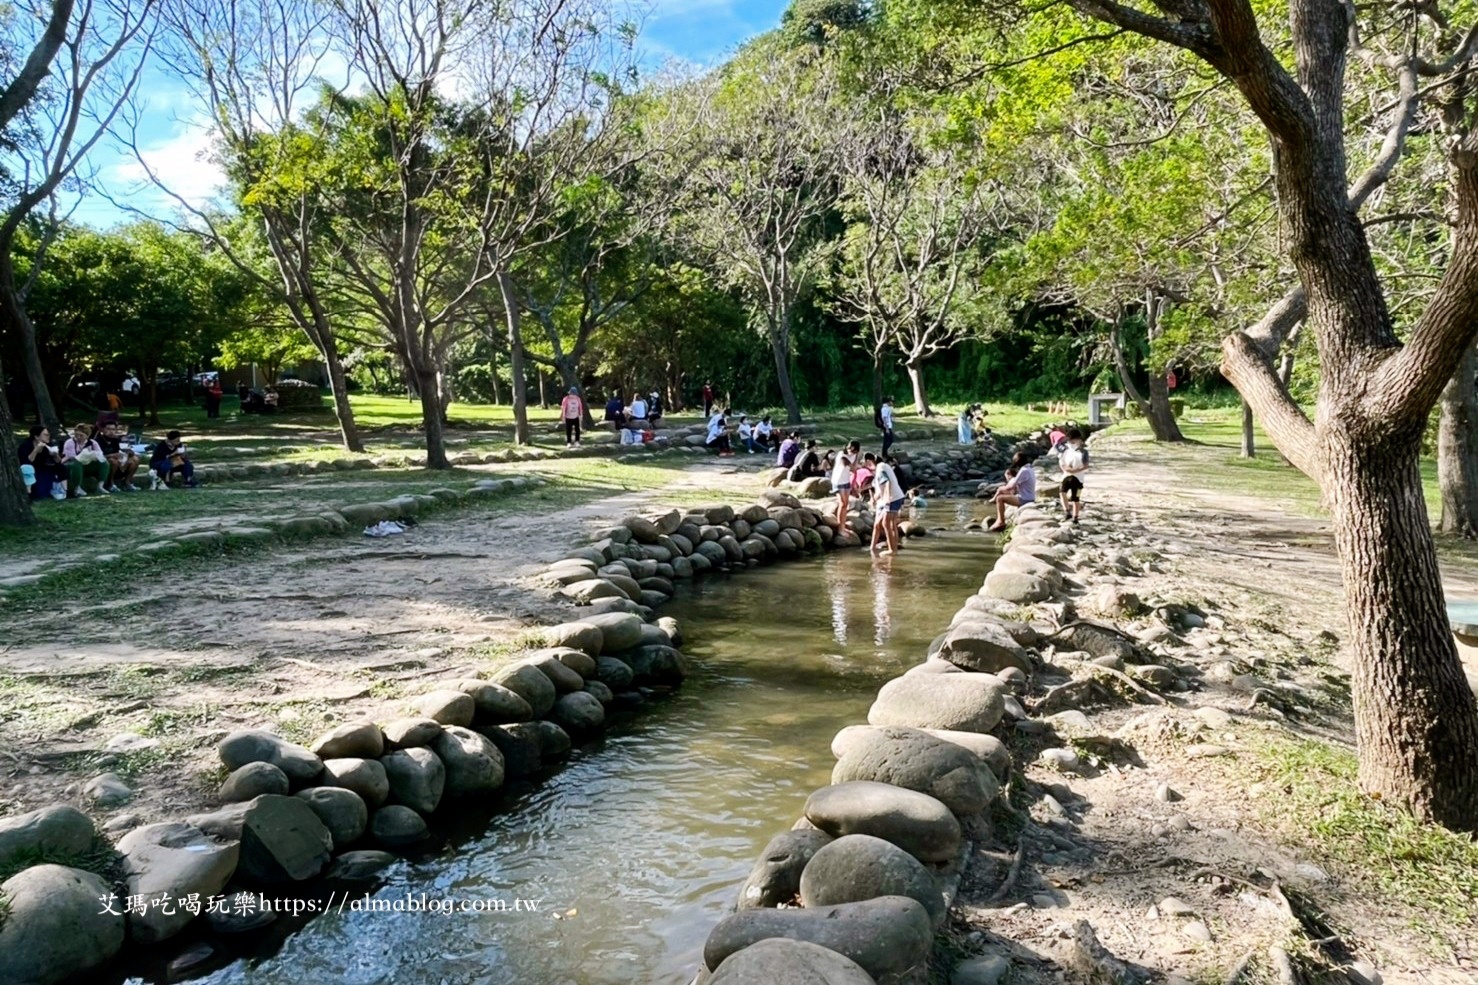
[560,388,585,447]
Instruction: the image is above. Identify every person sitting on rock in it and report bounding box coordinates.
[61,423,110,497]
[987,452,1036,532]
[18,425,66,500]
[755,415,776,450]
[604,392,626,428]
[96,420,140,491]
[706,414,734,456]
[787,440,824,481]
[737,415,761,454]
[776,431,801,469]
[150,430,197,490]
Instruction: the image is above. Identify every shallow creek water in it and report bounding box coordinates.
[129,506,998,985]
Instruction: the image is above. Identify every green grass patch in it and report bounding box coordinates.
[0,836,123,894]
[1253,738,1478,930]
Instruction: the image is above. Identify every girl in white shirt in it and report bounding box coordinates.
[831,440,859,526]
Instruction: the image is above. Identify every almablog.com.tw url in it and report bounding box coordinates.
[98,890,543,919]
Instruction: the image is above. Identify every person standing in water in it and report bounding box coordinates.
[868,453,905,554]
[832,440,860,527]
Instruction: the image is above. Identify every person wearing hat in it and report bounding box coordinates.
[560,387,585,447]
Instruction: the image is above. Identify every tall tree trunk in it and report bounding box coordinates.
[146,371,160,427]
[871,353,885,410]
[437,369,453,426]
[418,369,449,469]
[498,271,531,445]
[0,351,34,526]
[905,358,932,417]
[489,350,503,406]
[322,346,366,454]
[0,282,59,433]
[768,312,802,425]
[1438,337,1478,537]
[1240,398,1255,458]
[537,370,548,410]
[1145,370,1185,442]
[1327,434,1478,823]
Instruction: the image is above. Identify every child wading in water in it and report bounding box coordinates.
[832,440,859,527]
[987,452,1036,532]
[1058,427,1089,524]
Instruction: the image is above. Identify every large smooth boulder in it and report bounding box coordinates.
[321,758,390,807]
[583,611,644,653]
[448,679,532,723]
[218,729,323,785]
[309,722,384,760]
[535,646,597,680]
[936,622,1032,676]
[799,834,946,926]
[432,726,505,797]
[993,550,1065,587]
[804,782,961,863]
[381,717,443,750]
[381,747,446,814]
[530,720,572,760]
[117,823,239,942]
[710,939,877,985]
[523,654,586,693]
[371,805,429,847]
[867,673,1006,733]
[0,806,96,871]
[476,724,543,777]
[490,663,557,717]
[736,829,833,909]
[550,691,606,734]
[186,795,331,884]
[561,578,627,603]
[624,644,687,685]
[705,896,930,985]
[412,689,477,727]
[293,787,368,848]
[623,515,663,543]
[220,762,290,802]
[831,726,999,816]
[543,621,603,655]
[980,569,1053,604]
[592,656,635,691]
[834,726,1010,783]
[0,865,124,985]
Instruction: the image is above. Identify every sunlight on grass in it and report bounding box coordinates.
[1253,738,1478,933]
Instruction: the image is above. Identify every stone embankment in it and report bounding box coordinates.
[688,500,1082,984]
[0,489,869,985]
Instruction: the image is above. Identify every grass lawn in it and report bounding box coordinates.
[0,452,704,556]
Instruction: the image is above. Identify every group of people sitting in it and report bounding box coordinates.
[603,390,665,444]
[17,422,196,500]
[702,409,780,457]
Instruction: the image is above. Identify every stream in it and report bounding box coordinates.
[124,505,998,985]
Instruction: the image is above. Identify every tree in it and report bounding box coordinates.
[1438,340,1478,537]
[0,0,152,526]
[653,48,842,424]
[153,0,366,453]
[833,109,1003,415]
[1,0,156,437]
[1028,0,1478,827]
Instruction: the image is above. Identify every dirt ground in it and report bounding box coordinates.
[949,428,1478,985]
[0,458,764,824]
[3,429,1476,984]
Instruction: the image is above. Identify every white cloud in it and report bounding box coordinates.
[111,118,227,211]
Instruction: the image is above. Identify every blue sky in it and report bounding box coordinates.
[71,0,792,230]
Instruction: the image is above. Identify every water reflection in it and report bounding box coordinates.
[149,524,996,985]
